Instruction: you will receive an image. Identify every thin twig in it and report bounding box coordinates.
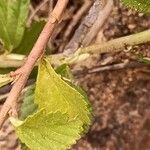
[0,0,69,129]
[61,0,92,51]
[64,0,92,40]
[27,0,49,26]
[73,61,150,76]
[64,0,102,53]
[49,0,54,12]
[82,0,113,46]
[87,61,149,73]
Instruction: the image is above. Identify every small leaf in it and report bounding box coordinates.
[11,110,83,150]
[35,59,91,127]
[0,0,30,52]
[55,64,73,80]
[0,74,13,87]
[121,0,150,13]
[21,143,29,150]
[19,85,38,120]
[14,21,45,54]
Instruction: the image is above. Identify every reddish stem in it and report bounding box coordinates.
[0,0,69,128]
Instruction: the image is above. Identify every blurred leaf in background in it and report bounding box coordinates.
[0,0,30,52]
[121,0,150,13]
[14,21,45,55]
[19,85,38,120]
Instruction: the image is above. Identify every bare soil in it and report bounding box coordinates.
[72,4,150,150]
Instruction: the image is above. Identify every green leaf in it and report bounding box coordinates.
[11,110,83,150]
[0,0,30,52]
[55,64,73,80]
[19,85,38,120]
[55,64,92,116]
[20,143,29,150]
[0,68,15,74]
[14,21,45,54]
[121,0,150,13]
[0,74,13,87]
[35,59,91,127]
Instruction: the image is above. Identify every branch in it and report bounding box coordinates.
[27,0,49,26]
[82,0,113,46]
[73,61,150,76]
[0,29,150,69]
[0,0,69,129]
[78,29,150,54]
[64,0,103,53]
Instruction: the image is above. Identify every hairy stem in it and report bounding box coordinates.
[0,0,69,129]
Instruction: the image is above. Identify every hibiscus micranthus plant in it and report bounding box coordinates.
[0,0,149,149]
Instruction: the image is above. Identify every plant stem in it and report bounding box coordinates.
[0,0,69,129]
[78,29,150,54]
[0,29,150,68]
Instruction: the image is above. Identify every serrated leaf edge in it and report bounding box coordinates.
[11,109,83,150]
